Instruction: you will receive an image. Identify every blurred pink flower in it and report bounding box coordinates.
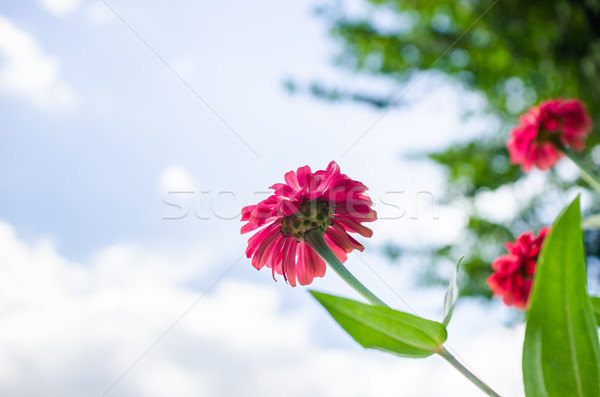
[506,98,592,172]
[487,227,550,309]
[241,161,376,286]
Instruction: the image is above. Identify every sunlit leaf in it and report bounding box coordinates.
[591,297,600,326]
[311,290,447,358]
[442,256,463,326]
[523,196,600,397]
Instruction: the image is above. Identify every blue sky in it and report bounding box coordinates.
[0,1,528,396]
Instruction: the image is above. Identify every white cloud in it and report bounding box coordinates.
[0,17,77,111]
[159,165,199,221]
[86,1,116,26]
[38,0,82,17]
[159,165,197,193]
[0,220,524,396]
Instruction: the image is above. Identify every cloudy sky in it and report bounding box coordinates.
[0,1,528,396]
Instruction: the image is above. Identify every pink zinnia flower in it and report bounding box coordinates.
[241,161,377,286]
[506,98,592,172]
[487,227,550,309]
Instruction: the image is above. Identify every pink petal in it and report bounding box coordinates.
[284,170,301,191]
[308,245,327,277]
[327,223,365,252]
[333,215,373,237]
[284,240,298,287]
[296,242,314,286]
[296,165,312,191]
[246,222,280,257]
[324,231,347,263]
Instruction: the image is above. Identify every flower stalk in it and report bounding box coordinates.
[440,349,502,397]
[304,230,387,307]
[559,146,600,195]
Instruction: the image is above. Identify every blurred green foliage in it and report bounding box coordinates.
[311,0,600,298]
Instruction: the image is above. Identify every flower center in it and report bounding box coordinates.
[535,127,555,143]
[280,200,333,241]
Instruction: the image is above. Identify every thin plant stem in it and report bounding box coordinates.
[559,146,600,194]
[304,230,387,307]
[440,348,502,397]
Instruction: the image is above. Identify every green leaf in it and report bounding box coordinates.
[442,256,463,326]
[310,290,447,358]
[591,297,600,326]
[523,196,600,397]
[581,214,600,230]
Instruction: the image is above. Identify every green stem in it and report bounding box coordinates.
[304,230,388,307]
[440,348,502,397]
[559,147,600,194]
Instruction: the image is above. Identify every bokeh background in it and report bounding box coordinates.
[1,1,598,396]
